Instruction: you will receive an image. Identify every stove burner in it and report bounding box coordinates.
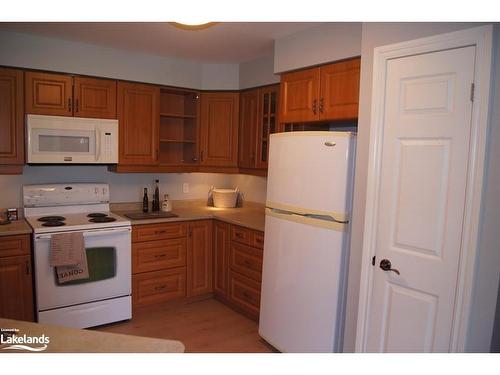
[41,221,66,227]
[89,217,116,223]
[38,216,66,222]
[87,213,108,218]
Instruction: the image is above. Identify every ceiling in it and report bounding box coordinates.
[0,22,320,63]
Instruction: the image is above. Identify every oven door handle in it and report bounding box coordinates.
[35,227,131,240]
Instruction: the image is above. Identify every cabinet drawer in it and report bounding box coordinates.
[132,222,187,242]
[251,231,264,249]
[231,225,252,246]
[132,267,186,307]
[132,238,187,274]
[230,242,263,282]
[0,235,30,258]
[228,271,261,319]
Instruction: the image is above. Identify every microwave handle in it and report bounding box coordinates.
[35,227,131,240]
[95,128,101,162]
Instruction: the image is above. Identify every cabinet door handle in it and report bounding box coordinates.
[68,98,72,112]
[319,97,324,114]
[235,232,244,238]
[312,99,317,114]
[200,150,204,162]
[25,261,30,275]
[243,259,251,266]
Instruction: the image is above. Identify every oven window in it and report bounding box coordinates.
[39,135,90,153]
[56,247,116,286]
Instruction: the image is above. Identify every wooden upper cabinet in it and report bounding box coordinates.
[25,71,73,116]
[279,67,320,123]
[0,68,24,167]
[117,81,160,166]
[238,89,260,169]
[319,58,360,120]
[200,92,239,167]
[256,84,279,170]
[279,57,361,124]
[187,220,213,297]
[74,77,117,119]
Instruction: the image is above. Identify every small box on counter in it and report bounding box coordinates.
[7,208,18,221]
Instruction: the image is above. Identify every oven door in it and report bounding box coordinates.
[33,227,131,311]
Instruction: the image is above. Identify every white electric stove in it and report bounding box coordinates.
[23,183,132,329]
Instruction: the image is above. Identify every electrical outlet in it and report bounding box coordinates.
[183,183,189,194]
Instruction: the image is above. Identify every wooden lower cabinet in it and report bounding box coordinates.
[187,220,213,297]
[213,221,230,300]
[0,234,34,321]
[228,271,261,320]
[132,267,186,307]
[130,219,263,321]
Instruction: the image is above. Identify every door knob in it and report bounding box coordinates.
[379,259,400,275]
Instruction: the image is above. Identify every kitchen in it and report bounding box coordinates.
[1,5,500,372]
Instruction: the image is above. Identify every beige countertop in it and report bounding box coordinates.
[0,318,184,353]
[112,200,266,232]
[0,219,32,237]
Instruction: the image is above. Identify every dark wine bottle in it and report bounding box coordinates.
[153,179,160,212]
[142,188,149,213]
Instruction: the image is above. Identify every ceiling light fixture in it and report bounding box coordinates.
[169,22,218,31]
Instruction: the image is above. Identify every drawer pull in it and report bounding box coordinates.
[154,284,167,291]
[235,232,244,238]
[243,291,251,300]
[154,254,167,259]
[154,230,167,235]
[243,259,251,266]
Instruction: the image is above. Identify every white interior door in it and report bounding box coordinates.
[364,46,476,352]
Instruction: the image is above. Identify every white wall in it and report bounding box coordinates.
[227,174,267,204]
[0,30,243,90]
[0,166,233,209]
[201,63,240,90]
[274,23,362,73]
[344,22,496,353]
[239,55,279,89]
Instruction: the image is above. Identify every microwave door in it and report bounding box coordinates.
[29,128,97,164]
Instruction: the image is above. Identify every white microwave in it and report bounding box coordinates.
[27,114,119,164]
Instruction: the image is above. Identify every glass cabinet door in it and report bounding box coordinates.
[256,85,279,169]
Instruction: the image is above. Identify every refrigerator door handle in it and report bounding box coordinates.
[266,207,349,224]
[303,213,349,224]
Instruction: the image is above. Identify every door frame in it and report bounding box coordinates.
[355,25,493,352]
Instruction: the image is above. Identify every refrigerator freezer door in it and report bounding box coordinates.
[266,132,355,215]
[259,212,347,352]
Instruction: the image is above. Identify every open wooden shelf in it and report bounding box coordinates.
[159,87,200,166]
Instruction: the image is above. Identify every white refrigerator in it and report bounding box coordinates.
[259,131,356,353]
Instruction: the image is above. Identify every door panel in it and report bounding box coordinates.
[74,77,117,119]
[213,221,230,299]
[279,68,320,123]
[25,71,73,116]
[200,92,239,167]
[319,58,360,120]
[256,85,279,169]
[0,68,24,166]
[365,46,476,352]
[187,220,213,296]
[117,81,159,165]
[238,89,259,168]
[0,255,34,321]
